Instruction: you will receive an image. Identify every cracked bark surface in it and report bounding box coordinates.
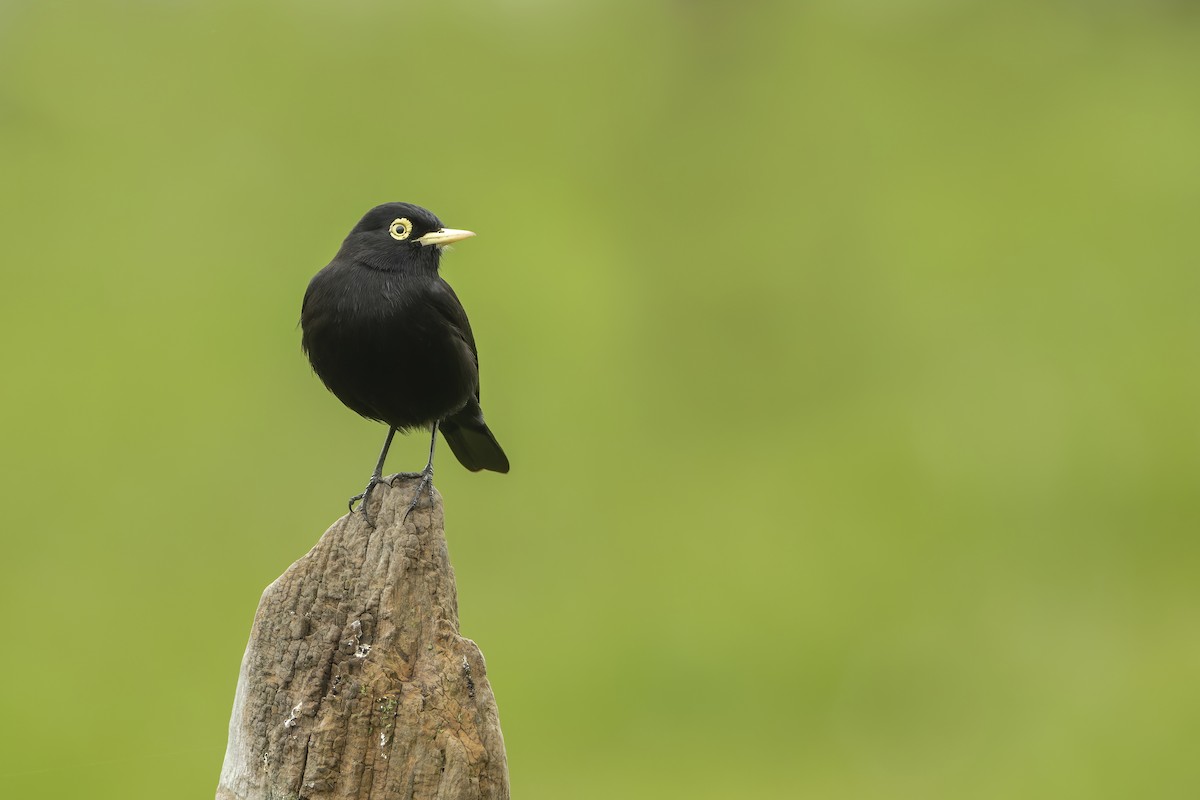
[216,478,509,800]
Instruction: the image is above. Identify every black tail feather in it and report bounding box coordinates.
[441,418,510,473]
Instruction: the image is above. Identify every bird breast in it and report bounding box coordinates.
[304,272,478,428]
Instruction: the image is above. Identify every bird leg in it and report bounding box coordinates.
[349,426,397,527]
[393,420,439,523]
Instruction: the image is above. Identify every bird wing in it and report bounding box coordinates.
[426,278,482,400]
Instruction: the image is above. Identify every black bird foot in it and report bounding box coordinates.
[393,467,435,523]
[349,476,386,528]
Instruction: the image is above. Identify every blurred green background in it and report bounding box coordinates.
[2,1,1198,797]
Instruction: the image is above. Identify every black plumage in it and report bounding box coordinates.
[301,202,508,523]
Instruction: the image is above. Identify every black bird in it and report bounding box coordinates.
[300,202,509,524]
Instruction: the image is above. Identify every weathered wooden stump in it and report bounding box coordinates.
[217,478,509,800]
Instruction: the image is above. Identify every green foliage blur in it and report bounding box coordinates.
[2,1,1198,797]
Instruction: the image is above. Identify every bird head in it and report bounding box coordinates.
[339,202,475,273]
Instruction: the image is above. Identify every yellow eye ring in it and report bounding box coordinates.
[389,218,413,241]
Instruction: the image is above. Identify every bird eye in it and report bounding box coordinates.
[389,218,413,241]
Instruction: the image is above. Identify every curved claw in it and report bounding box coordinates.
[401,469,435,523]
[349,478,383,528]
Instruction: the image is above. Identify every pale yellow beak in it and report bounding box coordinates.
[416,228,476,247]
